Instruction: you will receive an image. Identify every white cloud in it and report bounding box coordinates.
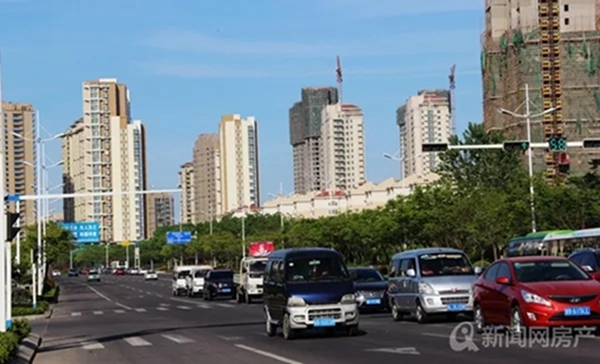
[320,0,483,18]
[140,29,478,57]
[138,61,480,79]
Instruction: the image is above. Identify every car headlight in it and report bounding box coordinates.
[418,282,435,294]
[287,296,307,307]
[341,293,356,304]
[355,291,365,300]
[521,290,551,307]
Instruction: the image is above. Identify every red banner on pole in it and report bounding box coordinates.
[248,241,274,257]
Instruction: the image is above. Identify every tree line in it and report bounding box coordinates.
[29,123,600,270]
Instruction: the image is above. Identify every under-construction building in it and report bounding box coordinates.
[482,0,600,177]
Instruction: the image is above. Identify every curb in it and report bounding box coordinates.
[9,333,41,364]
[13,308,54,322]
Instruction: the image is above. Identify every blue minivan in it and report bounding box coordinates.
[263,248,359,340]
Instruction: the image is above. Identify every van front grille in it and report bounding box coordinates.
[441,296,469,305]
[308,308,342,320]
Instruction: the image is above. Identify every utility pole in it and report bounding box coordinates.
[0,55,7,332]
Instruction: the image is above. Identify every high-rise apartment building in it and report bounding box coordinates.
[62,78,148,242]
[145,192,174,238]
[219,114,260,213]
[2,102,36,233]
[396,90,452,178]
[289,87,338,194]
[482,0,600,175]
[178,162,195,224]
[192,134,221,222]
[321,103,366,191]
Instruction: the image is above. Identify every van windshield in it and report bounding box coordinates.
[286,256,349,282]
[418,253,474,276]
[194,269,210,278]
[176,271,190,279]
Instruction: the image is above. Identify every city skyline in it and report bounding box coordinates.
[0,1,483,215]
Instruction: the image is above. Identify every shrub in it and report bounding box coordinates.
[0,320,31,363]
[12,301,49,317]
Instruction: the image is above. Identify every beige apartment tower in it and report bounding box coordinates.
[178,162,195,224]
[219,114,260,213]
[3,102,36,232]
[397,90,452,178]
[321,104,366,191]
[192,134,221,222]
[145,192,174,238]
[62,78,148,242]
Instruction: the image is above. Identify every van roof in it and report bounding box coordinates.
[268,247,340,260]
[392,247,465,260]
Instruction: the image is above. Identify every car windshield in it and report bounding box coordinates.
[418,253,474,276]
[249,260,267,273]
[147,270,155,274]
[177,271,190,279]
[286,256,350,282]
[210,271,233,280]
[194,269,210,278]
[89,270,98,275]
[350,268,384,282]
[513,260,590,282]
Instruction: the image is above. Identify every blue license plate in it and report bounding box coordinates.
[313,318,336,327]
[366,298,381,305]
[447,303,466,311]
[565,306,590,316]
[221,288,231,293]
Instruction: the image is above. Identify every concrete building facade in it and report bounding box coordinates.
[178,162,195,224]
[145,192,174,238]
[192,133,221,222]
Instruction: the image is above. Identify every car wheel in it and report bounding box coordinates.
[282,313,295,340]
[346,324,359,336]
[510,305,525,335]
[415,302,428,324]
[391,301,403,322]
[474,304,486,333]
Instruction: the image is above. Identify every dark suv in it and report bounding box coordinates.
[203,269,235,300]
[68,269,79,277]
[568,248,600,279]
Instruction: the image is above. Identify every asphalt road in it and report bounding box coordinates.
[33,273,600,364]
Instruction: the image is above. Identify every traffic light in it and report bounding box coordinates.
[422,143,449,152]
[6,212,20,242]
[582,139,600,148]
[503,140,529,152]
[548,136,567,151]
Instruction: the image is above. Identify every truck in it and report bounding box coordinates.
[234,256,268,304]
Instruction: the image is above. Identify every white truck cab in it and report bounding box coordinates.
[234,257,268,304]
[185,265,213,297]
[172,265,201,296]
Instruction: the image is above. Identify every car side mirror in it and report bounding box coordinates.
[406,269,416,277]
[496,276,510,285]
[474,267,482,275]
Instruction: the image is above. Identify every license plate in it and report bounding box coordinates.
[221,288,231,293]
[366,298,381,305]
[313,318,336,327]
[447,303,466,311]
[565,306,590,316]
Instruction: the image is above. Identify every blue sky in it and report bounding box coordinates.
[0,0,485,219]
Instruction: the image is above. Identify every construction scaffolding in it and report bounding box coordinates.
[482,8,600,176]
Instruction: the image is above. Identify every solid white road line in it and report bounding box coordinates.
[235,344,303,364]
[85,284,112,302]
[81,341,104,350]
[124,337,152,346]
[71,312,81,316]
[93,311,103,315]
[196,304,211,309]
[161,334,194,344]
[421,332,481,342]
[176,306,191,310]
[156,307,169,311]
[115,302,132,310]
[215,303,234,308]
[114,309,125,314]
[135,308,147,312]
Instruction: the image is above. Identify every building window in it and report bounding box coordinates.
[564,4,569,11]
[565,18,569,25]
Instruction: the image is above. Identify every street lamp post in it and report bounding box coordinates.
[497,83,560,233]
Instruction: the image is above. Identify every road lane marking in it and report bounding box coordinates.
[176,306,191,310]
[71,312,81,316]
[156,307,169,311]
[422,332,481,342]
[114,310,125,314]
[159,303,170,306]
[218,336,243,341]
[139,295,144,298]
[135,308,147,312]
[146,291,153,295]
[93,311,103,315]
[161,334,194,344]
[81,341,104,350]
[215,303,234,308]
[115,302,132,310]
[235,344,303,364]
[366,347,420,355]
[124,337,152,346]
[196,304,211,309]
[156,294,164,298]
[85,284,112,302]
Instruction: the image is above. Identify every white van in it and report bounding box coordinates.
[185,265,213,297]
[172,265,200,296]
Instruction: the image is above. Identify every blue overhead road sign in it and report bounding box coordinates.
[60,222,100,244]
[5,195,20,202]
[166,231,192,245]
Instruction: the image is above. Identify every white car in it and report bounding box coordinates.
[145,270,158,280]
[52,270,61,277]
[139,269,148,275]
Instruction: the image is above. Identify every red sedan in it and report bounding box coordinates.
[114,268,125,275]
[473,256,600,333]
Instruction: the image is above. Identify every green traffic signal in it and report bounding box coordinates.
[548,137,567,151]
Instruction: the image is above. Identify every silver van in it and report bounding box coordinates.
[387,248,481,323]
